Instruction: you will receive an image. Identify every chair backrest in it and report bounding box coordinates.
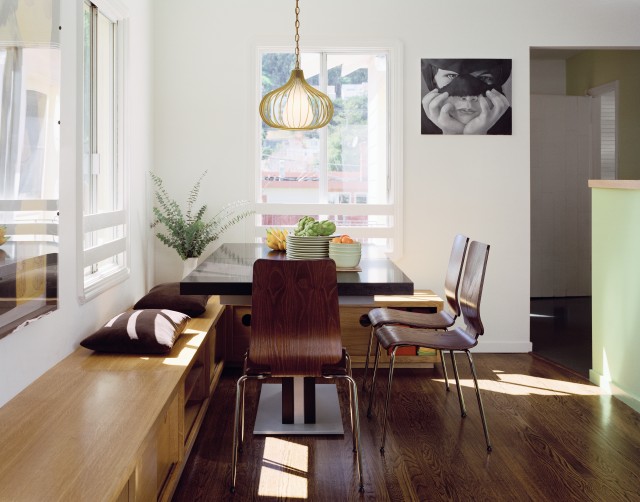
[249,258,343,377]
[459,241,490,337]
[443,234,470,317]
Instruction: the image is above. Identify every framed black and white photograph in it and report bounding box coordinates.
[421,58,512,135]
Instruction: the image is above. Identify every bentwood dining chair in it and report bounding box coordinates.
[230,258,364,493]
[362,234,469,392]
[366,241,492,453]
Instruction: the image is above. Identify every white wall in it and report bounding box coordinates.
[151,0,640,354]
[531,95,593,297]
[530,58,593,298]
[531,59,567,95]
[0,0,154,408]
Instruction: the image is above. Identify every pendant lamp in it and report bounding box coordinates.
[259,0,334,130]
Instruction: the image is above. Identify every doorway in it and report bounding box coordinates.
[529,90,593,376]
[529,48,597,376]
[529,48,640,376]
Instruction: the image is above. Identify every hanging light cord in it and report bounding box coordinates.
[294,0,301,69]
[258,0,333,130]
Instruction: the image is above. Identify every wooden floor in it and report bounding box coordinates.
[172,354,640,501]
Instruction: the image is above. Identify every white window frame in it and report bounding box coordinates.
[254,42,403,258]
[78,0,129,303]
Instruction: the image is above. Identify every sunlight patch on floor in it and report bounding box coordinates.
[434,373,603,396]
[258,438,309,499]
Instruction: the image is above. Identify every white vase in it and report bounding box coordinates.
[183,257,199,278]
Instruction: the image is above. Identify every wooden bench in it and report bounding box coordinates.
[0,297,225,502]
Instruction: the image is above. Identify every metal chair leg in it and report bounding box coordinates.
[465,350,492,452]
[231,375,248,493]
[362,325,375,392]
[439,349,450,392]
[450,350,467,418]
[367,341,382,418]
[322,371,364,492]
[239,355,249,447]
[240,377,246,446]
[346,354,356,452]
[380,346,398,453]
[344,374,365,492]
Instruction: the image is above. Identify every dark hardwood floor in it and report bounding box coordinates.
[173,354,640,501]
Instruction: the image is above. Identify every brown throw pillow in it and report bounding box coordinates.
[133,282,209,317]
[80,309,190,354]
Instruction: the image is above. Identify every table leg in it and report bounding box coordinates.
[304,377,316,423]
[281,377,316,423]
[253,377,343,435]
[282,378,293,423]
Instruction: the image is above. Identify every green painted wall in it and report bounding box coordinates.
[591,188,640,413]
[566,51,640,179]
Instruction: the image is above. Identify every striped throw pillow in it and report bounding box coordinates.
[80,309,190,354]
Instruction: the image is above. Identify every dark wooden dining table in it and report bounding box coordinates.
[180,243,416,434]
[180,242,414,299]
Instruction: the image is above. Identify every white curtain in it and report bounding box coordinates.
[0,0,60,48]
[0,48,23,198]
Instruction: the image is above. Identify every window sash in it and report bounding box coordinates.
[80,0,128,301]
[256,46,401,255]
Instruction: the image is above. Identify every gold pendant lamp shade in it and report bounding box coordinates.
[259,0,334,130]
[260,69,334,130]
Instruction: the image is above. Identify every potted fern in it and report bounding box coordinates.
[150,171,253,276]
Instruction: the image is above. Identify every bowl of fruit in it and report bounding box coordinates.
[329,235,361,268]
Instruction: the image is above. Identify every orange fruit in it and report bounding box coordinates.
[332,236,341,243]
[340,235,354,244]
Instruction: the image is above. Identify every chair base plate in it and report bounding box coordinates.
[254,383,344,435]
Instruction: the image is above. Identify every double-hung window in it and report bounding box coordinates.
[80,0,128,301]
[257,45,402,256]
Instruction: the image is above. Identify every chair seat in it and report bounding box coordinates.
[366,241,491,454]
[246,348,349,377]
[375,324,478,352]
[368,307,455,329]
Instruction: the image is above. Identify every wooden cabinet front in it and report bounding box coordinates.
[221,290,444,368]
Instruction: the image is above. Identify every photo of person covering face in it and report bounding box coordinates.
[421,59,512,135]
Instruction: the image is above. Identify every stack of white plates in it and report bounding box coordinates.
[286,235,334,260]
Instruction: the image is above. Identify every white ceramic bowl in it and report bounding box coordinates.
[329,242,361,251]
[329,247,361,268]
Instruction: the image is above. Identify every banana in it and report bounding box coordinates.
[266,228,288,250]
[266,229,277,250]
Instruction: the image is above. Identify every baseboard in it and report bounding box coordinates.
[588,369,607,388]
[471,341,533,353]
[611,382,640,414]
[589,369,640,414]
